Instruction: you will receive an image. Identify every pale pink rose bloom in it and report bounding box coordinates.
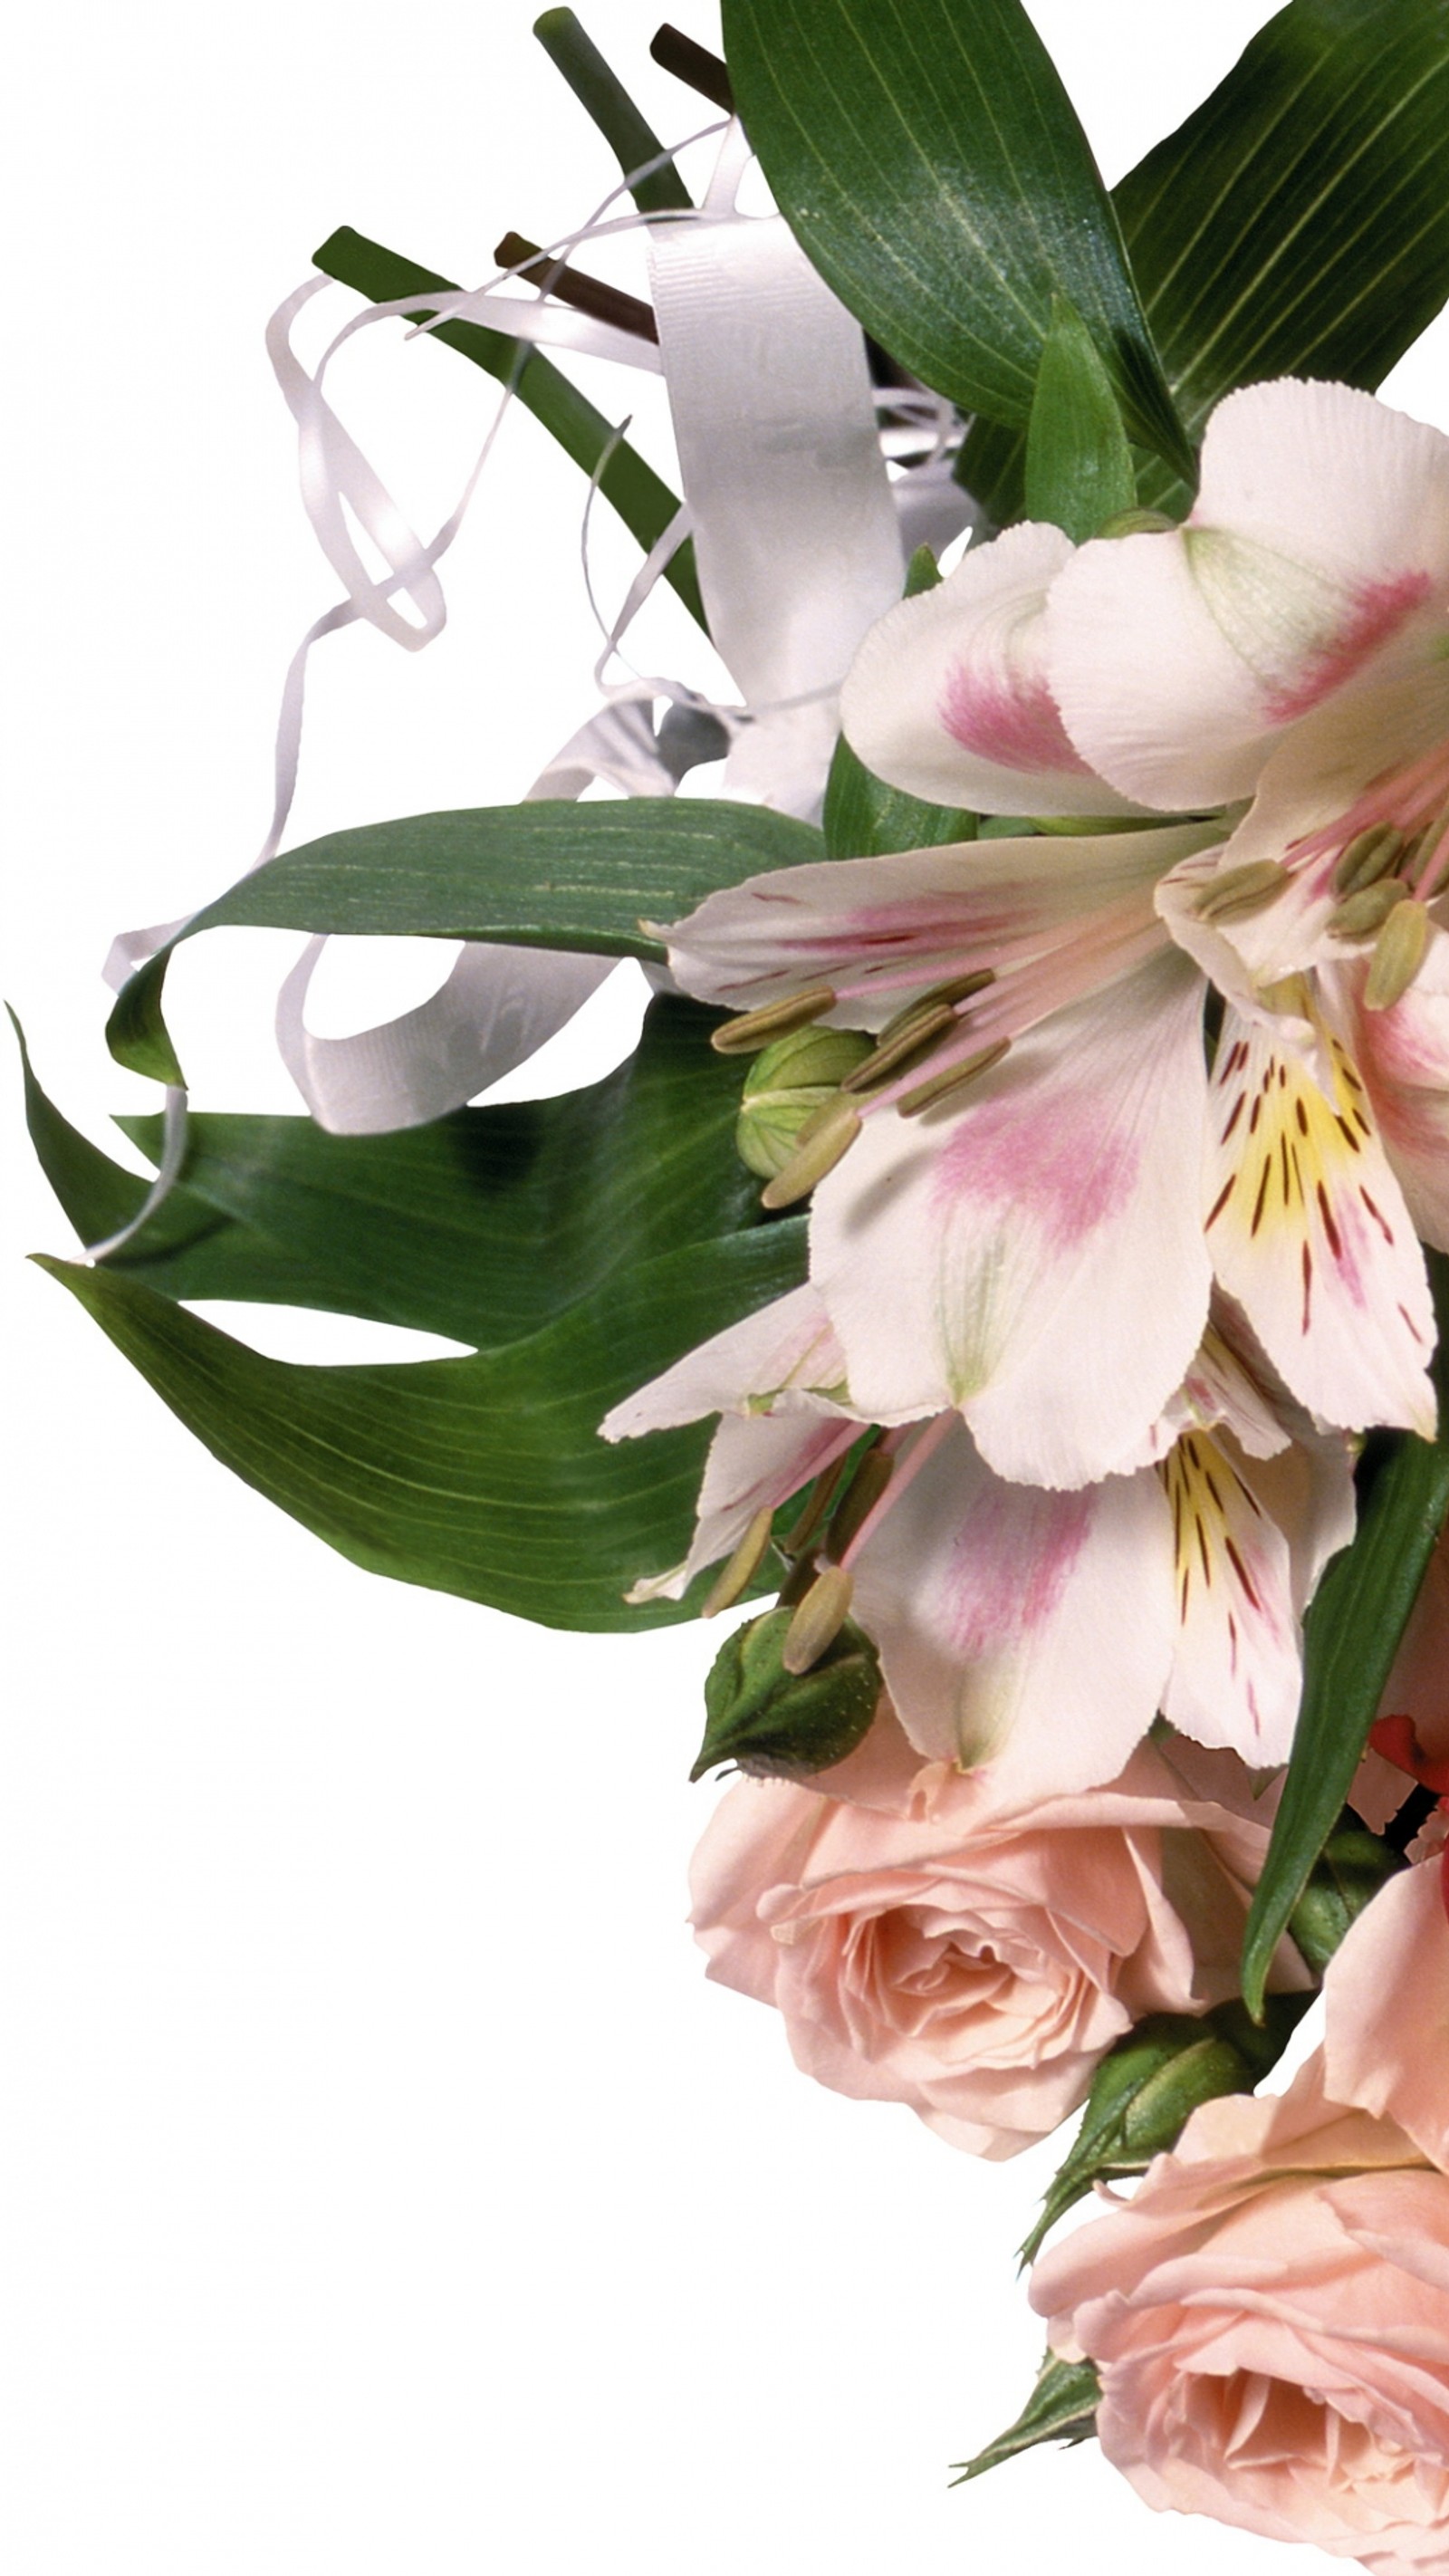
[1351,1528,1449,1833]
[1032,1861,1449,2570]
[690,1714,1300,2158]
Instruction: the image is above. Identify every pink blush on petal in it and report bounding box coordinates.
[942,1485,1095,1659]
[930,1082,1140,1253]
[1264,571,1433,725]
[939,664,1092,777]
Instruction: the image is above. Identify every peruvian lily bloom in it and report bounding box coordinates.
[663,380,1449,1483]
[600,1283,1354,1795]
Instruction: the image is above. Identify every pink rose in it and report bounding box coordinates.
[1032,1861,1449,2571]
[1351,1529,1449,1833]
[690,1712,1298,2158]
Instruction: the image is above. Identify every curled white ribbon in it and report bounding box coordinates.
[92,120,973,1237]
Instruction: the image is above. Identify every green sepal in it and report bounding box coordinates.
[34,1219,806,1634]
[1287,1815,1406,1981]
[104,799,825,1087]
[951,2352,1100,2485]
[822,549,978,860]
[1242,1252,1449,2017]
[691,1607,882,1782]
[1018,1993,1315,2269]
[1023,296,1137,544]
[720,0,1191,484]
[312,226,706,630]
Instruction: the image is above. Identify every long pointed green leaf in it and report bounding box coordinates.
[312,226,706,630]
[1242,1254,1449,2014]
[35,1223,805,1632]
[1121,0,1449,489]
[24,999,771,1346]
[962,0,1449,524]
[720,0,1191,480]
[106,800,825,1086]
[1023,296,1137,543]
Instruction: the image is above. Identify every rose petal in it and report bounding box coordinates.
[1325,1862,1449,2175]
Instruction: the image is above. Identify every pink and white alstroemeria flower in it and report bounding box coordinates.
[601,1285,1354,1796]
[666,380,1449,1478]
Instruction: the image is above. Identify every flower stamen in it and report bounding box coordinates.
[1326,879,1406,940]
[898,1039,1012,1117]
[711,982,839,1053]
[782,1565,855,1673]
[759,1092,861,1207]
[1193,860,1291,921]
[700,1504,776,1617]
[1365,899,1432,1012]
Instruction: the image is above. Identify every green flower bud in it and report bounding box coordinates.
[690,1605,881,1782]
[1287,1821,1403,1977]
[734,1026,874,1179]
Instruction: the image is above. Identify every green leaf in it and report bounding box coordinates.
[961,0,1449,524]
[1242,1253,1449,2015]
[22,996,779,1346]
[1023,296,1137,543]
[720,0,1191,480]
[1119,0,1449,509]
[35,1220,806,1632]
[1019,1994,1314,2268]
[106,800,825,1086]
[822,546,978,859]
[533,9,692,213]
[312,226,706,630]
[951,2353,1100,2484]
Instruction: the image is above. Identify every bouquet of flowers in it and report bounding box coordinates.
[15,0,1449,2563]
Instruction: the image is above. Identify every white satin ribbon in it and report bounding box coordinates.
[92,124,953,1238]
[276,692,717,1136]
[647,171,905,819]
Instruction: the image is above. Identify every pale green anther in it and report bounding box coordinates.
[1192,860,1290,921]
[700,1504,776,1619]
[874,969,993,1053]
[1093,507,1176,538]
[710,980,839,1055]
[759,1093,862,1208]
[782,1566,856,1675]
[1365,899,1431,1011]
[899,1038,1011,1117]
[841,1002,960,1093]
[1327,879,1406,940]
[735,1027,873,1178]
[1332,823,1404,896]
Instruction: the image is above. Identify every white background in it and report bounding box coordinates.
[6,5,1446,2570]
